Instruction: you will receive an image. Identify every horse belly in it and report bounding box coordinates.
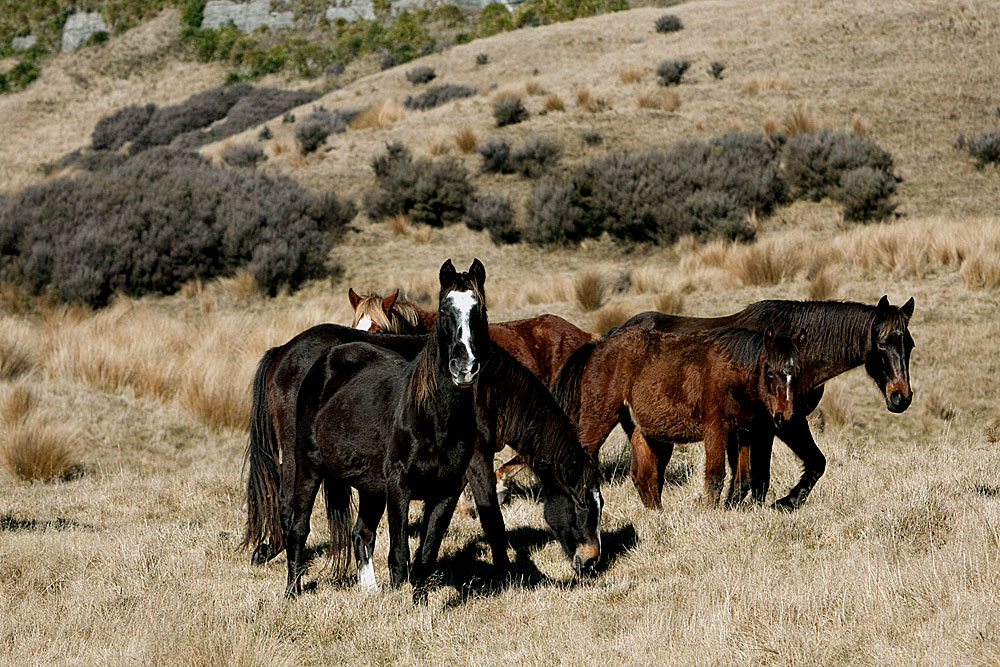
[629,367,704,444]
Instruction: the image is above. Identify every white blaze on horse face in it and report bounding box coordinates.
[785,373,793,404]
[358,558,376,590]
[447,289,478,364]
[354,315,373,331]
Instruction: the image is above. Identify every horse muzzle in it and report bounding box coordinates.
[573,543,600,577]
[449,359,480,387]
[886,389,912,413]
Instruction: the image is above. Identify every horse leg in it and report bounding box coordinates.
[702,427,727,508]
[773,416,826,511]
[494,456,523,505]
[748,422,775,504]
[410,493,462,604]
[630,430,670,509]
[353,490,385,591]
[725,430,752,507]
[281,465,321,598]
[466,447,510,577]
[385,471,412,590]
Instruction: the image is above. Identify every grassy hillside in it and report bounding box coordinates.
[2,0,1000,664]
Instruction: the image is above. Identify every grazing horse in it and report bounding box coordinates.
[555,326,805,508]
[609,296,915,509]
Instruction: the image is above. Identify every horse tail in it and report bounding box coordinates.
[322,479,355,581]
[243,346,284,561]
[552,340,598,423]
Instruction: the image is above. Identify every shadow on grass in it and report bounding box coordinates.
[0,513,96,532]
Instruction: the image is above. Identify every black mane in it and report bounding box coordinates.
[733,300,875,363]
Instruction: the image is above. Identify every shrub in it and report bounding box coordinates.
[326,60,346,76]
[404,83,477,110]
[781,129,895,202]
[654,14,683,33]
[708,61,725,79]
[835,166,897,222]
[465,194,519,244]
[406,65,436,84]
[197,87,318,144]
[129,84,254,154]
[656,59,690,86]
[92,103,157,151]
[363,143,474,227]
[494,96,528,127]
[523,178,588,246]
[258,126,272,141]
[509,137,562,177]
[582,131,603,146]
[478,137,513,174]
[0,148,355,306]
[964,130,1000,167]
[476,53,489,65]
[222,143,266,168]
[380,53,398,70]
[60,149,128,173]
[294,109,356,154]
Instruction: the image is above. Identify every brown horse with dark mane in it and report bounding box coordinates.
[558,296,915,510]
[555,326,805,508]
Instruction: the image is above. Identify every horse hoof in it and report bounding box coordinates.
[771,497,798,512]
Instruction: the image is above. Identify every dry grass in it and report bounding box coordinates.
[524,79,546,96]
[0,383,35,426]
[816,382,850,428]
[620,66,644,84]
[782,105,819,135]
[0,386,76,482]
[0,337,33,380]
[636,89,681,111]
[453,127,478,153]
[543,93,565,112]
[425,133,448,156]
[961,247,1000,289]
[591,303,629,334]
[575,87,606,113]
[807,264,840,300]
[655,288,685,314]
[574,271,606,311]
[741,74,791,96]
[216,269,260,301]
[728,237,809,286]
[348,99,408,130]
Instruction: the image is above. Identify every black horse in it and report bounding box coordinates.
[555,296,915,510]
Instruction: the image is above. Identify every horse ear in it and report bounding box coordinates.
[876,295,890,312]
[764,326,776,347]
[348,287,360,309]
[382,289,399,314]
[439,259,457,286]
[900,297,914,320]
[795,327,807,347]
[468,258,486,291]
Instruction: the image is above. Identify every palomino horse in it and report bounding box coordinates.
[608,297,915,509]
[348,287,596,498]
[554,326,805,509]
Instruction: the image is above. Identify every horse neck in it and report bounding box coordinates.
[734,301,875,387]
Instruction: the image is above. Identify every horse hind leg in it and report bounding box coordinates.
[282,465,322,598]
[494,456,524,505]
[353,490,386,591]
[724,429,752,507]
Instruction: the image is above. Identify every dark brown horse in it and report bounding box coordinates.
[555,326,805,508]
[559,296,915,509]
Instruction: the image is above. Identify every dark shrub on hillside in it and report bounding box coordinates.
[494,97,528,127]
[524,179,588,246]
[294,109,357,154]
[222,143,266,168]
[835,166,897,222]
[684,191,754,241]
[781,129,895,202]
[404,84,478,110]
[476,53,488,65]
[201,88,318,143]
[478,137,513,174]
[326,60,346,76]
[60,149,129,172]
[465,194,519,244]
[0,148,355,306]
[509,137,562,177]
[380,53,398,70]
[363,143,474,226]
[582,131,603,146]
[129,84,253,154]
[406,66,436,85]
[258,126,272,141]
[656,59,690,86]
[91,103,156,151]
[654,14,683,33]
[708,61,725,79]
[964,130,1000,168]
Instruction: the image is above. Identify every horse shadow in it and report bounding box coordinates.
[434,522,639,607]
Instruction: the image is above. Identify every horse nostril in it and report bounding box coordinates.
[890,390,902,406]
[773,413,785,428]
[469,360,481,376]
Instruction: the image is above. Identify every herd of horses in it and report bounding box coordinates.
[242,258,915,603]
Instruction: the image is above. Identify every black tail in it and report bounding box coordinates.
[243,347,283,561]
[551,340,598,423]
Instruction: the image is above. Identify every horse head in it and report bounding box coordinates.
[437,259,489,387]
[540,457,603,577]
[348,288,399,332]
[865,295,915,413]
[758,326,806,429]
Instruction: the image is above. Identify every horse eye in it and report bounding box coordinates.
[766,370,775,379]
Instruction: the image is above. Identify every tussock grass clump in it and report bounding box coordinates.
[349,99,408,130]
[406,66,436,85]
[574,271,606,312]
[543,93,565,112]
[464,194,519,244]
[1,421,76,483]
[494,97,529,127]
[655,288,684,314]
[656,59,690,86]
[807,264,839,300]
[363,143,474,227]
[592,303,629,334]
[961,246,1000,289]
[222,143,265,168]
[782,105,819,135]
[728,238,808,285]
[575,87,606,113]
[0,384,34,426]
[655,14,683,33]
[454,127,478,153]
[0,339,33,380]
[620,67,644,84]
[637,89,680,111]
[404,84,477,111]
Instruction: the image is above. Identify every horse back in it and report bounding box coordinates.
[489,313,594,387]
[621,310,735,334]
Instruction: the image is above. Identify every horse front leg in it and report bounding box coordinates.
[703,427,727,508]
[410,493,462,604]
[772,415,826,510]
[465,447,510,577]
[385,470,412,590]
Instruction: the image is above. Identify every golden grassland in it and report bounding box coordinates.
[2,0,1000,663]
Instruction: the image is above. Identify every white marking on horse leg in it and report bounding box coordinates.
[358,558,376,590]
[354,315,373,331]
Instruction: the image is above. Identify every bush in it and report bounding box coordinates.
[708,61,725,79]
[655,14,683,33]
[363,143,474,227]
[326,60,346,76]
[524,179,588,246]
[582,131,603,146]
[465,194,519,244]
[196,87,318,144]
[91,103,157,151]
[294,108,357,154]
[656,59,690,86]
[494,96,528,127]
[476,53,488,65]
[406,65,436,84]
[380,53,398,70]
[509,137,562,177]
[478,137,513,174]
[129,84,253,154]
[781,129,895,202]
[835,166,897,222]
[60,149,128,172]
[222,143,266,168]
[0,148,355,306]
[404,83,477,110]
[964,130,1000,168]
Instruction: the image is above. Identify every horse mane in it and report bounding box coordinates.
[703,327,767,369]
[353,291,424,334]
[409,329,438,408]
[389,297,423,332]
[734,300,875,361]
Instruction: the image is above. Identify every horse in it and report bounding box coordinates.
[348,287,597,498]
[555,326,806,509]
[558,296,915,510]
